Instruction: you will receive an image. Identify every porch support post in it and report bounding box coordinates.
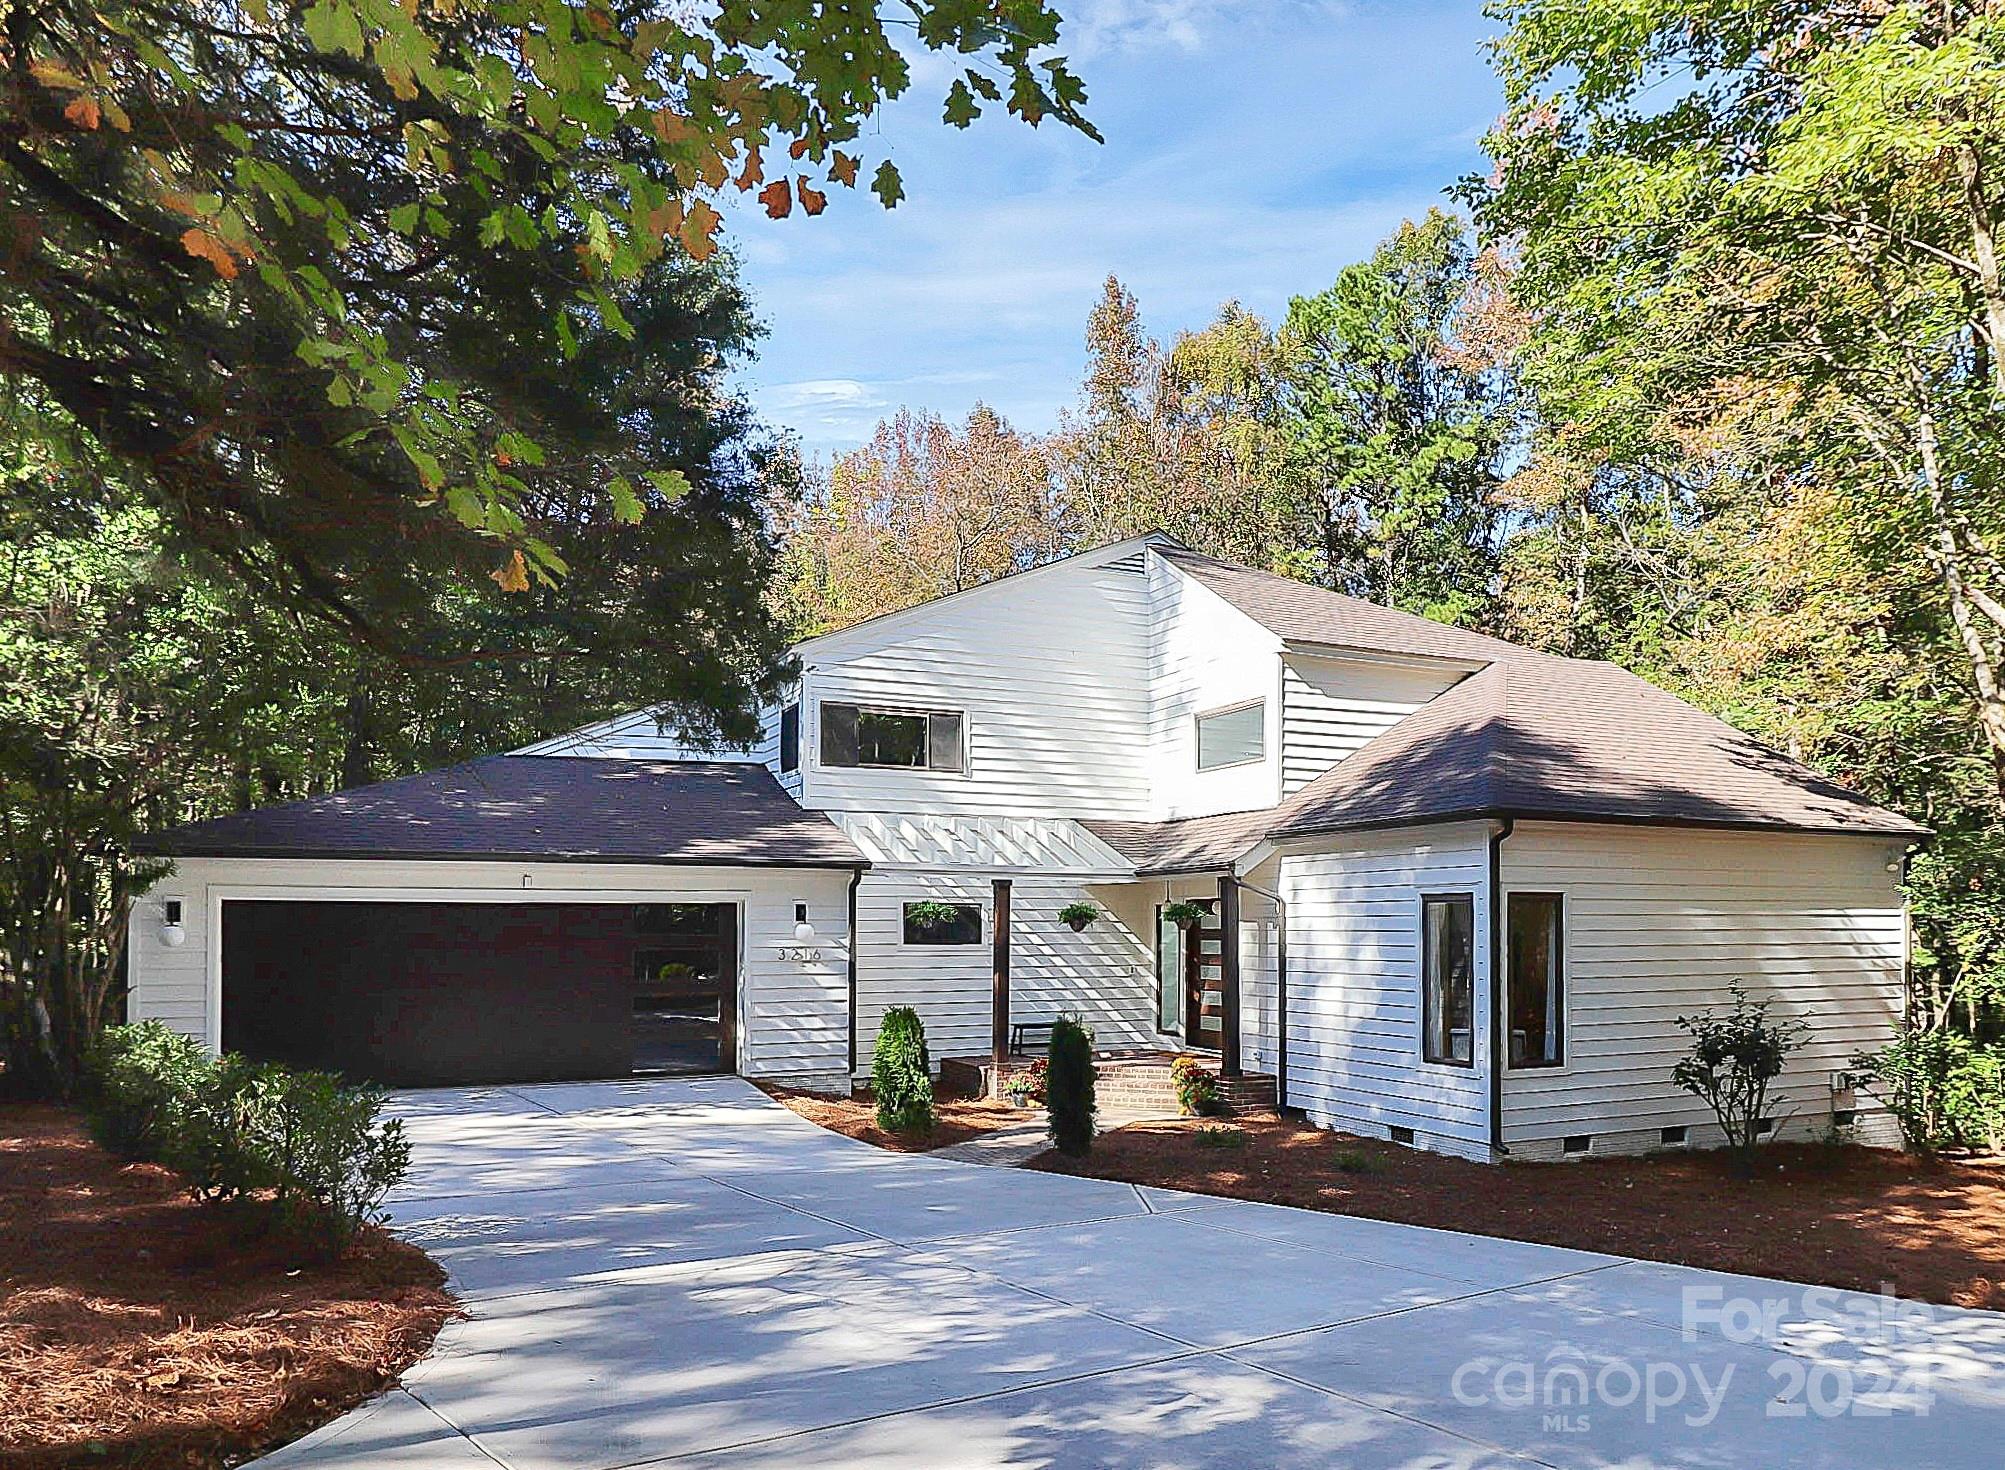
[1218,874,1243,1079]
[990,877,1012,1098]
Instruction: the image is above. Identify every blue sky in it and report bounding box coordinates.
[717,2,1504,459]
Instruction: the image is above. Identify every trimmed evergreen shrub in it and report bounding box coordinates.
[1045,1014,1096,1156]
[82,1021,410,1251]
[85,1020,211,1160]
[873,1005,934,1133]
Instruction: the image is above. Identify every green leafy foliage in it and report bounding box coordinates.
[4,0,1097,628]
[83,1020,211,1160]
[1193,1124,1246,1150]
[1671,984,1810,1172]
[1044,1014,1095,1156]
[83,1023,411,1249]
[1854,1031,2005,1155]
[1056,901,1099,929]
[1161,901,1209,929]
[872,1005,934,1134]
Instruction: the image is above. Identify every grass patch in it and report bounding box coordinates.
[1193,1125,1247,1150]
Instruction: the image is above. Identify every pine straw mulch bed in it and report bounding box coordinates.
[754,1082,1025,1153]
[1029,1113,2005,1312]
[0,1104,457,1470]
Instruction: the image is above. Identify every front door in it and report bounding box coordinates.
[1156,899,1224,1050]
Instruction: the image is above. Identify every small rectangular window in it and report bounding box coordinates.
[820,702,964,771]
[1195,699,1264,770]
[1421,893,1475,1067]
[1507,893,1564,1068]
[928,712,965,773]
[778,703,800,774]
[902,901,982,946]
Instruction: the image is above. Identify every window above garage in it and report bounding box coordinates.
[820,703,966,773]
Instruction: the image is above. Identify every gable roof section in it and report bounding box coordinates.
[136,757,868,868]
[1096,554,1926,871]
[1154,547,1512,665]
[1267,656,1925,841]
[794,531,1176,658]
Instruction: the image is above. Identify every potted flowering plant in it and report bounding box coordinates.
[1162,900,1209,930]
[1001,1058,1048,1107]
[1057,901,1100,932]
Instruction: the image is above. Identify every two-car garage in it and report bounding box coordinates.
[128,756,867,1091]
[220,900,738,1086]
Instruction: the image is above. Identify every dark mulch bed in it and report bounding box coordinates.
[0,1104,456,1469]
[1030,1113,2005,1312]
[755,1082,1024,1153]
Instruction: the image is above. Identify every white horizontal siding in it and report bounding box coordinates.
[852,870,1156,1078]
[1148,558,1284,819]
[803,555,1155,819]
[1280,653,1465,795]
[1277,824,1494,1156]
[1498,823,1909,1148]
[127,857,852,1085]
[519,682,803,799]
[833,812,1131,875]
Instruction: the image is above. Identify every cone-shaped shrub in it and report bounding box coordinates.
[873,1006,934,1133]
[1046,1015,1096,1156]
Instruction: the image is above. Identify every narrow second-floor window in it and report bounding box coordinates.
[778,703,800,773]
[1195,699,1264,771]
[820,702,966,772]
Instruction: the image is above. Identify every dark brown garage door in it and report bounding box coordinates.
[221,900,736,1087]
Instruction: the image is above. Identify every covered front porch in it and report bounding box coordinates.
[938,873,1282,1115]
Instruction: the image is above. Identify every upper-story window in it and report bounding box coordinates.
[820,702,966,772]
[778,703,800,773]
[1195,698,1264,771]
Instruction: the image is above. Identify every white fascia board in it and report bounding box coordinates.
[1281,640,1491,676]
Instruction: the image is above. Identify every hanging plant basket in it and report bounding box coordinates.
[1162,900,1209,929]
[1058,902,1100,933]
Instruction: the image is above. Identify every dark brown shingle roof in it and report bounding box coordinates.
[1081,808,1280,876]
[1267,658,1927,841]
[136,757,868,868]
[1157,547,1515,664]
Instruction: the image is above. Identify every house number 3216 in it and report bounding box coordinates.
[778,946,821,963]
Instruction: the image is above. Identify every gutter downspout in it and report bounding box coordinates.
[845,866,863,1092]
[1236,874,1288,1112]
[1488,817,1515,1158]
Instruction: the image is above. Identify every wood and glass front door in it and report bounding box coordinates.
[1156,899,1224,1049]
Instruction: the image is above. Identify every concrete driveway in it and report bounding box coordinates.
[263,1077,2004,1469]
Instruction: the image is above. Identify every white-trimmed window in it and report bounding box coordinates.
[820,703,966,772]
[1195,699,1264,771]
[1507,892,1565,1068]
[1421,893,1475,1067]
[902,901,982,946]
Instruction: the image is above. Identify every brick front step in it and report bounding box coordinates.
[940,1053,1276,1117]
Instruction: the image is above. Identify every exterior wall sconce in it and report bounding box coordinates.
[160,898,187,948]
[793,902,816,944]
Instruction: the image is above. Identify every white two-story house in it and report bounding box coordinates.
[129,534,1925,1160]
